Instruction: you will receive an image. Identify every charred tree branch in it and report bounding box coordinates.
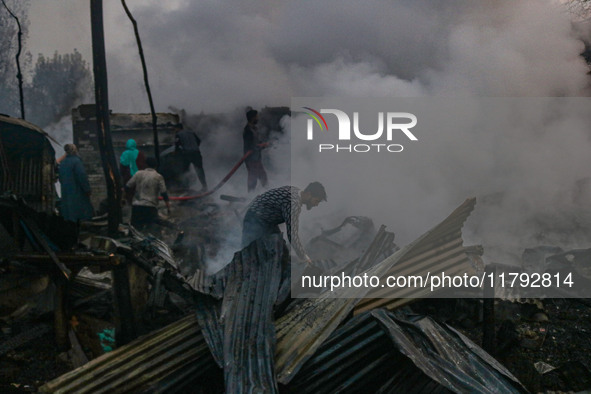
[121,0,160,165]
[1,0,25,119]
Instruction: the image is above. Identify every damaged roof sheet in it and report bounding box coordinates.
[275,198,477,384]
[0,114,60,146]
[291,309,525,393]
[289,311,403,393]
[39,315,214,393]
[356,197,477,313]
[220,235,286,393]
[41,198,482,392]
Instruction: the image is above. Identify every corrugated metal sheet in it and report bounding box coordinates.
[0,114,60,145]
[288,312,402,393]
[289,309,525,394]
[127,226,180,270]
[355,197,477,313]
[325,225,397,277]
[193,293,224,367]
[187,234,289,392]
[41,198,479,391]
[1,115,57,213]
[275,297,358,383]
[39,314,214,393]
[192,234,288,392]
[371,309,526,393]
[187,267,225,298]
[275,198,477,384]
[220,234,286,393]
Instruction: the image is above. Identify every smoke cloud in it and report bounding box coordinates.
[26,0,591,266]
[95,0,590,112]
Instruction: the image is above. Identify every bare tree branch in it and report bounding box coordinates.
[1,0,25,119]
[121,0,160,164]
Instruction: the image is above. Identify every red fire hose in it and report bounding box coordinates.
[160,150,254,201]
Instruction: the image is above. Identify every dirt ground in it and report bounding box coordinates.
[0,327,70,392]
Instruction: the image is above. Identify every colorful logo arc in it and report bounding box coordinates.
[303,107,328,132]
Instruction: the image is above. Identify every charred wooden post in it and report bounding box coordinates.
[128,262,149,329]
[90,0,122,235]
[482,264,496,355]
[11,211,24,250]
[18,214,71,281]
[7,249,138,345]
[54,281,69,351]
[111,257,137,346]
[121,0,160,165]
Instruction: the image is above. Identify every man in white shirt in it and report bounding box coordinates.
[126,157,173,229]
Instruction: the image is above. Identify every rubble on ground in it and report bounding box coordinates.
[2,193,591,393]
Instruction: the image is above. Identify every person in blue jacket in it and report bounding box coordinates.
[58,143,94,222]
[120,138,147,184]
[120,139,147,203]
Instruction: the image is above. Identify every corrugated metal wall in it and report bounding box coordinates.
[0,119,57,214]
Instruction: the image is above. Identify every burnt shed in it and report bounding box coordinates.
[0,114,57,214]
[72,104,180,208]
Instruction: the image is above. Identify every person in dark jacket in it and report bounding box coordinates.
[174,124,207,191]
[243,109,269,192]
[58,144,94,222]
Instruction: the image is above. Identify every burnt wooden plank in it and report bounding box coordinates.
[111,260,137,346]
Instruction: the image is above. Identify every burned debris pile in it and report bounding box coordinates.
[1,146,591,393]
[2,186,591,393]
[2,193,533,393]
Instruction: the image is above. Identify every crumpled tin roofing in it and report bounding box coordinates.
[288,311,400,393]
[372,309,526,393]
[0,114,60,145]
[275,198,477,383]
[194,234,288,392]
[39,315,214,393]
[220,235,286,393]
[356,197,477,312]
[289,309,525,393]
[41,198,481,392]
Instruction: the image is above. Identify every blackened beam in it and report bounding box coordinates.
[18,215,70,281]
[116,247,196,304]
[8,252,121,267]
[9,250,137,345]
[112,261,137,346]
[13,234,195,303]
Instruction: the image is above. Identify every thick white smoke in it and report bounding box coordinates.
[97,0,589,111]
[27,0,591,266]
